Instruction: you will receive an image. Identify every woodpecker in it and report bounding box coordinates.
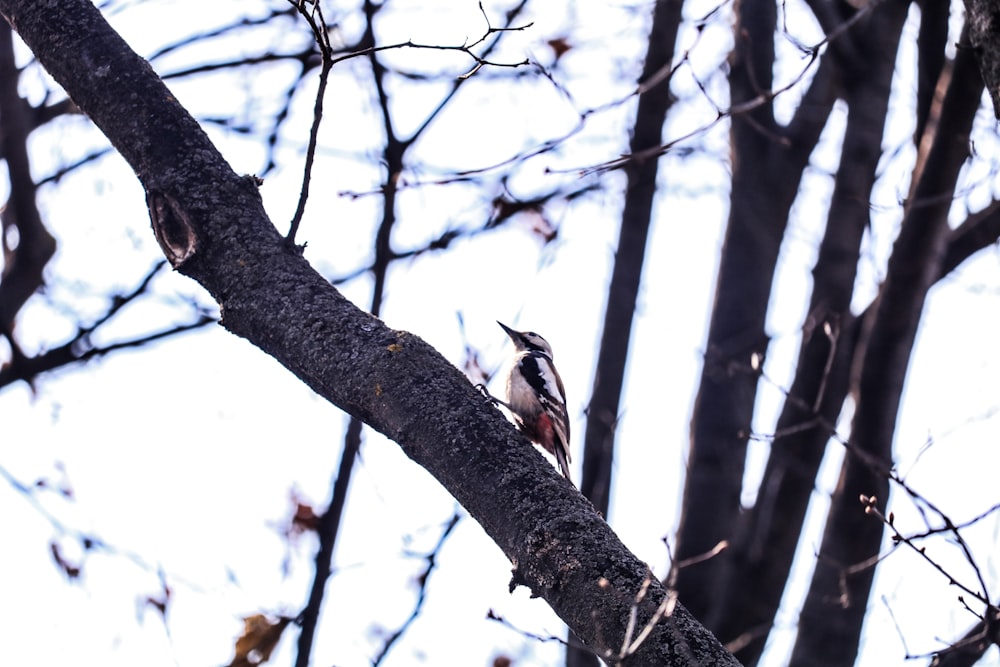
[496,321,572,481]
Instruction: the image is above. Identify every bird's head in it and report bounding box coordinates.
[498,321,554,357]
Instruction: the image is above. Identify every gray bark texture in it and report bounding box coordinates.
[963,0,1000,116]
[0,1,739,664]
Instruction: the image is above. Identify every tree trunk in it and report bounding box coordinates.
[708,3,910,662]
[674,0,830,627]
[572,4,683,665]
[790,23,985,666]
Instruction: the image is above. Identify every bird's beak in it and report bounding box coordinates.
[497,321,525,348]
[497,321,516,339]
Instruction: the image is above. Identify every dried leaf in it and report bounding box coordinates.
[291,500,320,535]
[548,37,572,61]
[229,614,292,667]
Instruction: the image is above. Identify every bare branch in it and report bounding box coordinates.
[371,512,462,665]
[285,0,335,246]
[861,495,992,609]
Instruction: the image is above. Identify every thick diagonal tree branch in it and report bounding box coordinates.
[0,1,738,664]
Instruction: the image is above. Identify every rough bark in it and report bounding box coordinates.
[963,0,1000,116]
[0,1,739,664]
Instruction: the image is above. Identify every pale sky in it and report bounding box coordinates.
[3,1,1000,666]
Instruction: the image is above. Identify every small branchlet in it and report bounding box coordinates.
[860,492,995,612]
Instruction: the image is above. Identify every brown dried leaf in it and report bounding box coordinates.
[228,614,292,667]
[291,500,320,535]
[547,37,572,61]
[527,211,558,243]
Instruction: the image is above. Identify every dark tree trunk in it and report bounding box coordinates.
[790,23,985,667]
[0,21,56,336]
[572,3,683,665]
[707,3,911,663]
[674,0,830,627]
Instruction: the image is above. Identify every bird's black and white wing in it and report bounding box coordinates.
[519,352,571,461]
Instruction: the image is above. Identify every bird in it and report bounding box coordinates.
[495,321,572,481]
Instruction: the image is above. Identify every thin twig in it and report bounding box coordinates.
[371,512,462,665]
[579,0,888,175]
[486,609,569,645]
[610,540,728,664]
[283,0,531,245]
[285,0,334,246]
[861,495,994,610]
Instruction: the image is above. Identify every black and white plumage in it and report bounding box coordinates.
[497,321,572,481]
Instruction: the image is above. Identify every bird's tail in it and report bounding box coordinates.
[554,445,572,484]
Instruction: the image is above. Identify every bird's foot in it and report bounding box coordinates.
[475,383,498,404]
